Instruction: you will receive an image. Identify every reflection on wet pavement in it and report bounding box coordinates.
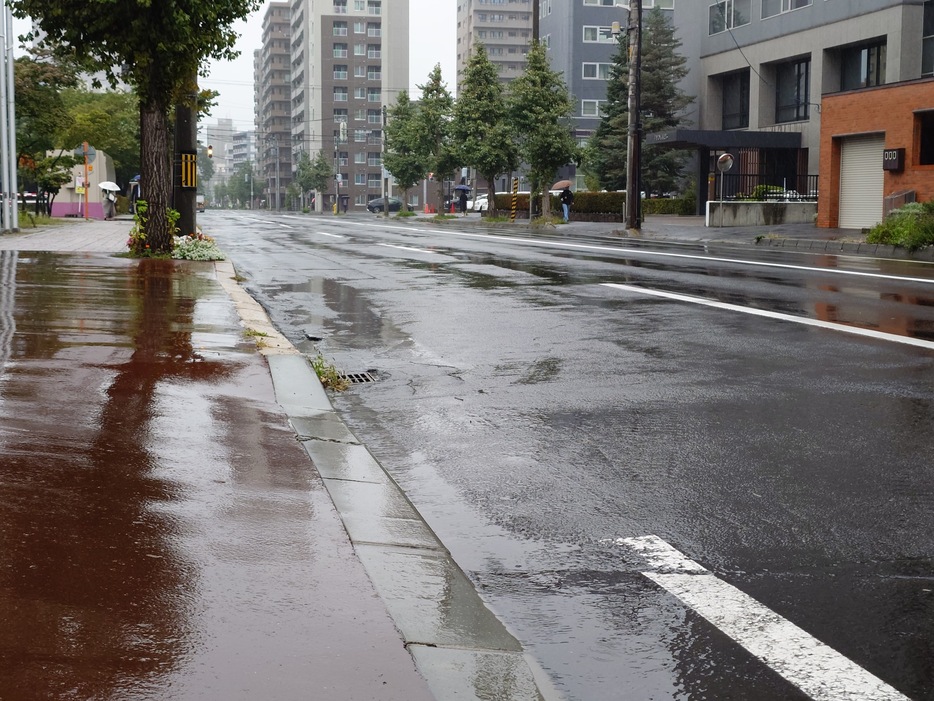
[0,254,429,700]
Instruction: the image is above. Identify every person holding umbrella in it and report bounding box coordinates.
[99,181,120,220]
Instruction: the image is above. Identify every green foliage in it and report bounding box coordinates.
[58,88,140,187]
[13,51,79,156]
[294,150,333,202]
[748,184,785,200]
[127,201,180,256]
[383,90,425,208]
[415,66,458,203]
[452,44,518,200]
[587,8,694,195]
[309,353,350,392]
[867,202,934,251]
[507,41,578,216]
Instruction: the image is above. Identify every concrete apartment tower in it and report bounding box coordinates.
[290,0,409,211]
[456,0,533,86]
[257,1,293,211]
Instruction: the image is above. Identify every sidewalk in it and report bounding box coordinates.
[0,219,554,701]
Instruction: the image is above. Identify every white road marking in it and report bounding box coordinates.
[617,536,910,701]
[602,282,934,350]
[311,231,344,238]
[377,243,436,254]
[336,221,934,286]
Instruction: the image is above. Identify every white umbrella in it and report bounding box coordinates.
[98,181,120,191]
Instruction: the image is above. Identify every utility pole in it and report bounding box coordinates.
[626,0,642,231]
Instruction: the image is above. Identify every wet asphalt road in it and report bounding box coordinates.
[209,211,934,701]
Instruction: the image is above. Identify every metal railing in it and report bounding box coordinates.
[716,173,819,201]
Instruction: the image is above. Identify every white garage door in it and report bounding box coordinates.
[839,134,885,229]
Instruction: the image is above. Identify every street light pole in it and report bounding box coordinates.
[625,0,642,231]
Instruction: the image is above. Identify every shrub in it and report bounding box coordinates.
[750,184,785,201]
[172,233,226,260]
[867,202,934,251]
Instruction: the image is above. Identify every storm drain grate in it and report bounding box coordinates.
[338,371,377,385]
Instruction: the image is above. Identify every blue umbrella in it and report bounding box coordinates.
[454,184,471,191]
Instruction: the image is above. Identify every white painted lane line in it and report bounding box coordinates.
[602,282,934,351]
[336,221,934,285]
[618,536,910,701]
[312,231,344,239]
[377,243,435,254]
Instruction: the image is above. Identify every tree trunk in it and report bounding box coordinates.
[139,100,172,254]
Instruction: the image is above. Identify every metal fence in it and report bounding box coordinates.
[715,173,819,201]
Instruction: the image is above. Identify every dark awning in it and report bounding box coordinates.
[647,129,802,150]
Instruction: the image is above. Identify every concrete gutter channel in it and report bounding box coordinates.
[213,261,560,701]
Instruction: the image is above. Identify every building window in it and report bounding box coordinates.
[354,0,365,9]
[355,152,366,164]
[338,152,349,166]
[368,45,381,59]
[368,152,382,166]
[923,0,934,76]
[355,173,366,185]
[919,112,934,165]
[721,70,749,129]
[368,0,381,15]
[583,63,611,80]
[334,87,349,102]
[841,41,886,91]
[355,43,366,56]
[368,109,382,124]
[581,100,605,117]
[368,174,382,188]
[355,64,366,78]
[354,87,366,99]
[354,21,365,34]
[355,109,366,121]
[367,67,381,80]
[583,0,615,5]
[583,26,615,43]
[762,0,810,20]
[368,23,382,37]
[709,0,750,35]
[775,57,811,123]
[334,0,347,13]
[367,88,381,102]
[355,194,368,206]
[333,21,348,36]
[333,43,348,58]
[333,65,348,80]
[355,129,367,142]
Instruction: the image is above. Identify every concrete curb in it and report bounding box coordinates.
[213,260,562,701]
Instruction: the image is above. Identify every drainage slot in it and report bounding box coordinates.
[339,371,377,384]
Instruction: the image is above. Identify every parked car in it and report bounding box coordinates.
[366,196,403,213]
[468,194,489,212]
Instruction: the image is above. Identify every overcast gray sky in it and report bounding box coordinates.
[201,0,457,133]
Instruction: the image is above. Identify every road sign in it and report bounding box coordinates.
[74,144,97,164]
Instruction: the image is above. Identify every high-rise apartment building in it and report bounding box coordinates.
[456,0,533,86]
[289,0,409,211]
[257,1,293,210]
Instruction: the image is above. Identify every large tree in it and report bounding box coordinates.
[414,65,458,207]
[383,90,425,211]
[588,7,694,196]
[451,44,518,212]
[507,41,577,217]
[10,0,261,253]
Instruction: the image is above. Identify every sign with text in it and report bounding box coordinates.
[882,148,905,172]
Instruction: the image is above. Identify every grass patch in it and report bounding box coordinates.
[309,352,350,391]
[396,210,417,218]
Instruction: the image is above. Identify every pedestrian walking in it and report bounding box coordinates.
[560,186,574,223]
[459,189,468,216]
